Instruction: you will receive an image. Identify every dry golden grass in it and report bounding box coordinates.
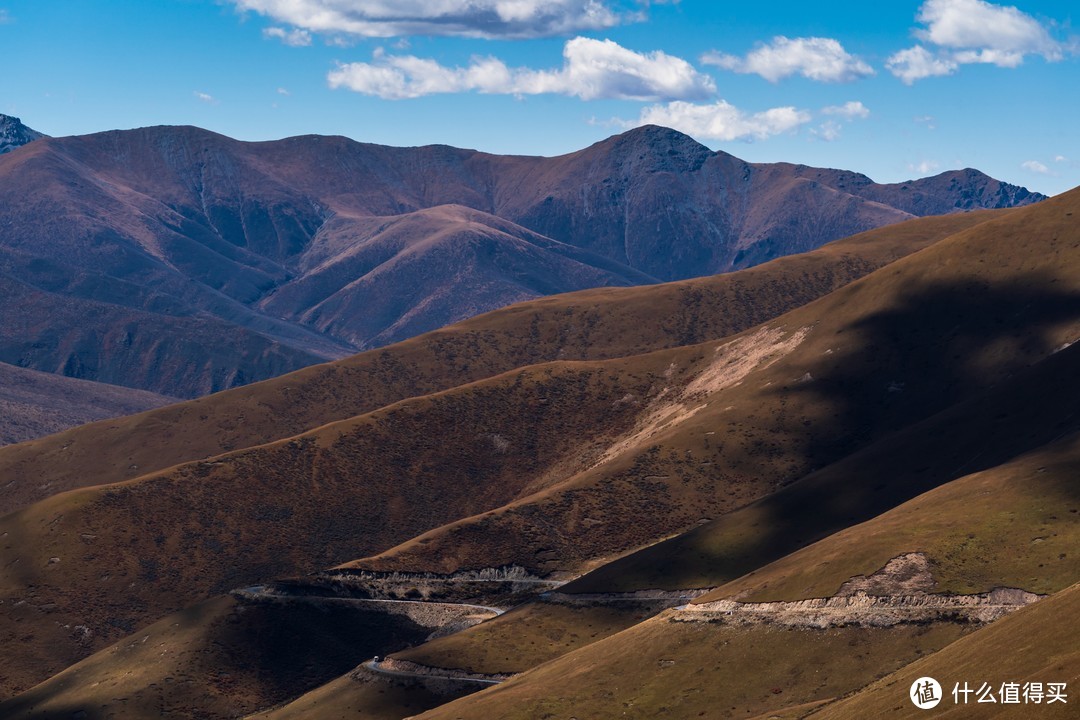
[569,339,1080,596]
[567,190,1080,594]
[254,602,650,720]
[353,190,1080,579]
[411,425,1080,718]
[393,602,650,675]
[414,614,972,720]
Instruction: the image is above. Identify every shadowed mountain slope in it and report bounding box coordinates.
[567,339,1080,595]
[15,419,1078,718]
[0,361,172,447]
[0,122,1041,397]
[0,594,437,720]
[413,611,974,720]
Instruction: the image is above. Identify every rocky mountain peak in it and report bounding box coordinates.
[0,114,46,154]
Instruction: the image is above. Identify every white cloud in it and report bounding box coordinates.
[811,120,843,142]
[1054,155,1068,163]
[916,0,1062,61]
[909,159,941,174]
[887,45,958,84]
[276,87,291,95]
[0,9,11,24]
[328,37,716,101]
[822,100,870,119]
[1022,159,1052,174]
[193,91,218,104]
[264,26,312,46]
[889,0,1065,83]
[632,100,812,142]
[702,36,874,83]
[231,0,630,39]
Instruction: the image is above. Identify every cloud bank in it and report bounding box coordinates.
[328,37,716,101]
[233,0,634,39]
[703,36,874,83]
[632,100,812,142]
[888,0,1065,83]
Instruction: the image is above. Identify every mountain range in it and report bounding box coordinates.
[0,186,1077,718]
[0,117,1043,402]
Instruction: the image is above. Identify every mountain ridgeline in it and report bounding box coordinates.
[0,119,1043,398]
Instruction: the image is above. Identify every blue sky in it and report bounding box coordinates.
[2,0,1077,195]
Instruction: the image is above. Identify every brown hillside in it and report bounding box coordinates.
[693,428,1080,604]
[0,354,677,696]
[20,417,1078,718]
[0,210,989,516]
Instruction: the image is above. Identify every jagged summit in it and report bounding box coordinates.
[0,114,45,154]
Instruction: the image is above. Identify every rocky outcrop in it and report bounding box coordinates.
[0,115,44,155]
[676,587,1043,628]
[835,552,936,596]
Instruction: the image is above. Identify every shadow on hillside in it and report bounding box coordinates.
[751,271,1080,563]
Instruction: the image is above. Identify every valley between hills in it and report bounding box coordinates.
[0,121,1077,720]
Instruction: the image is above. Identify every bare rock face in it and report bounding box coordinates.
[0,122,1046,397]
[836,552,936,596]
[0,114,44,155]
[679,554,1045,629]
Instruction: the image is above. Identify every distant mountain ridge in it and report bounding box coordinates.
[0,122,1045,397]
[0,361,172,446]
